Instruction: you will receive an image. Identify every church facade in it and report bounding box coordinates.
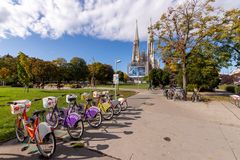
[127,21,159,78]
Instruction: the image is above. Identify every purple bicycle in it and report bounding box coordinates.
[43,96,84,140]
[66,94,102,128]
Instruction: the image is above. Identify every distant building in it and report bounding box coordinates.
[219,74,233,84]
[128,20,159,79]
[219,68,240,85]
[230,68,240,85]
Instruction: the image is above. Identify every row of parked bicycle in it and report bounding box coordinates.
[9,91,128,158]
[163,87,202,102]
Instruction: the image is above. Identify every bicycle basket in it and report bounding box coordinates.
[80,92,90,100]
[10,100,31,115]
[42,96,57,108]
[93,91,101,98]
[66,94,77,103]
[102,91,109,95]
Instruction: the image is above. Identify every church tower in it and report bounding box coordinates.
[131,20,140,64]
[147,19,155,74]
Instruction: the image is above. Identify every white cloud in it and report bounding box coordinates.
[0,0,239,41]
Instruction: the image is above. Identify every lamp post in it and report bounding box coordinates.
[115,59,121,100]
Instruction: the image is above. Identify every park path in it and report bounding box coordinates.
[1,90,240,159]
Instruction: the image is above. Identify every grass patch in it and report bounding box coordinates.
[0,87,136,142]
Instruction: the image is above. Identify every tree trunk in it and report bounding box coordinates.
[182,62,187,100]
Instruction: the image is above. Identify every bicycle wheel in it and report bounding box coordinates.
[121,101,128,111]
[15,118,25,142]
[102,107,114,120]
[67,120,84,140]
[113,104,121,115]
[36,132,56,158]
[191,95,195,102]
[88,112,102,128]
[46,112,59,129]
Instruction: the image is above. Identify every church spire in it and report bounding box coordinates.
[132,20,140,63]
[147,18,155,73]
[134,20,139,41]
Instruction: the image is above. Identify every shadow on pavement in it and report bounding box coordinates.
[0,100,144,160]
[0,141,112,160]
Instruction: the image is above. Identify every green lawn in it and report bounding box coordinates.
[0,87,136,142]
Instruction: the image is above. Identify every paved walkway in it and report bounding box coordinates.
[1,90,240,159]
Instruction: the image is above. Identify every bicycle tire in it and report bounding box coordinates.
[67,120,84,140]
[102,107,114,120]
[15,118,25,142]
[36,132,56,158]
[113,104,121,115]
[88,112,102,128]
[121,101,128,111]
[46,112,59,129]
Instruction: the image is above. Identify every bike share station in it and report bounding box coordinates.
[5,74,129,158]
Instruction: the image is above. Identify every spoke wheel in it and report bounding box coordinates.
[46,112,59,129]
[113,104,121,115]
[15,118,25,142]
[102,107,114,120]
[36,132,56,158]
[88,112,102,128]
[67,120,84,140]
[121,102,128,111]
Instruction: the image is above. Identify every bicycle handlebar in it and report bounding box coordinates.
[4,94,66,106]
[33,98,41,102]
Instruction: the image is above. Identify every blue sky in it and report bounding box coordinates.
[0,0,239,73]
[0,33,149,72]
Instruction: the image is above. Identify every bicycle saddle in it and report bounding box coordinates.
[68,97,76,102]
[86,98,92,102]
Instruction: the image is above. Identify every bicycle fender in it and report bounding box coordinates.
[35,122,52,142]
[111,100,119,107]
[102,102,111,112]
[67,113,81,127]
[118,98,126,104]
[90,106,100,112]
[86,106,100,118]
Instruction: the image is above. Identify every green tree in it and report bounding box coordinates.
[123,73,129,82]
[116,71,124,82]
[52,58,67,67]
[88,62,114,84]
[0,54,18,85]
[17,52,32,92]
[187,57,220,91]
[149,68,170,87]
[70,57,89,82]
[215,9,240,65]
[154,0,225,94]
[52,58,71,83]
[0,67,10,86]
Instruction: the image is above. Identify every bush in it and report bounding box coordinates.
[235,86,240,94]
[69,84,82,88]
[187,84,198,92]
[225,85,235,93]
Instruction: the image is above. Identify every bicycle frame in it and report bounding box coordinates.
[16,105,51,143]
[95,97,111,112]
[71,100,99,120]
[47,103,81,128]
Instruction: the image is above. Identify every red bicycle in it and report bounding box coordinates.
[9,99,56,158]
